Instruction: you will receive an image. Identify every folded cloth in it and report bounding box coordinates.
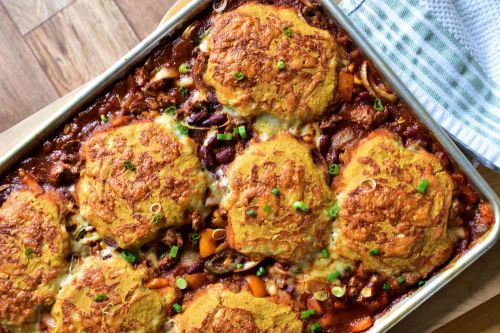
[339,0,500,170]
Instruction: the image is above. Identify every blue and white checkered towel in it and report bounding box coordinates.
[339,0,500,170]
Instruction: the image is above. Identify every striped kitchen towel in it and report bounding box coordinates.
[339,0,500,170]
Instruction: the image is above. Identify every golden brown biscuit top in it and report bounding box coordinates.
[50,256,174,333]
[173,284,302,333]
[222,133,334,264]
[0,188,68,327]
[204,3,337,122]
[334,129,456,278]
[77,120,207,248]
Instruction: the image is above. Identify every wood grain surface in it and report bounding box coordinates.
[0,0,498,332]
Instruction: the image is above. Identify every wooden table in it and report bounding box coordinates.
[0,0,498,332]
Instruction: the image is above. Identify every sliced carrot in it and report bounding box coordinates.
[307,297,324,316]
[199,228,217,258]
[245,275,268,297]
[145,277,170,289]
[184,273,206,289]
[338,71,354,102]
[318,312,335,328]
[351,316,374,332]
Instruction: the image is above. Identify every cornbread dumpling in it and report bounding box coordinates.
[0,187,69,328]
[50,256,174,333]
[172,284,302,332]
[77,119,207,248]
[204,3,338,122]
[334,129,457,278]
[222,133,334,264]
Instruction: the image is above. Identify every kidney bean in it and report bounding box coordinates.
[202,113,227,126]
[187,261,204,274]
[186,110,209,125]
[215,146,235,164]
[358,91,375,105]
[319,135,330,155]
[326,149,340,164]
[200,145,215,168]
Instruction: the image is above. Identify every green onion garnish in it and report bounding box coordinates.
[121,250,137,264]
[94,294,108,302]
[122,160,135,171]
[396,276,405,284]
[170,245,179,258]
[277,59,285,70]
[256,267,265,277]
[25,248,33,258]
[216,133,232,141]
[233,72,245,81]
[246,209,256,217]
[263,205,271,213]
[178,63,190,74]
[179,87,189,97]
[382,282,391,290]
[321,249,329,258]
[163,105,177,115]
[331,286,345,297]
[310,323,322,333]
[176,123,189,136]
[151,213,163,224]
[418,280,426,287]
[172,303,182,313]
[236,263,244,269]
[271,187,280,196]
[282,27,292,38]
[301,309,316,318]
[176,277,188,289]
[417,179,429,193]
[313,291,329,301]
[293,201,309,212]
[373,98,384,112]
[326,202,340,218]
[328,164,340,175]
[100,114,109,123]
[190,232,200,244]
[237,125,247,139]
[369,248,380,256]
[327,270,340,282]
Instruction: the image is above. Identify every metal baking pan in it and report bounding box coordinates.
[0,0,498,331]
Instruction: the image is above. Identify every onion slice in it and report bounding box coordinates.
[213,0,227,13]
[360,61,398,102]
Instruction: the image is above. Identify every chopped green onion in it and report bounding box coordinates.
[233,72,245,81]
[178,63,190,74]
[94,294,108,302]
[179,87,189,97]
[418,280,426,287]
[373,98,384,112]
[122,160,135,171]
[271,187,280,196]
[190,232,200,244]
[163,105,177,115]
[121,250,137,264]
[151,213,163,224]
[246,209,256,217]
[293,201,309,212]
[256,267,265,277]
[326,202,340,218]
[331,286,345,297]
[277,59,285,70]
[237,125,248,139]
[321,249,329,258]
[25,248,33,258]
[170,245,179,258]
[176,123,189,136]
[396,276,405,284]
[310,323,322,333]
[301,309,316,318]
[176,277,188,289]
[417,179,429,193]
[172,303,182,313]
[313,291,329,301]
[328,164,340,176]
[369,248,380,256]
[236,263,244,269]
[100,114,109,123]
[216,133,232,141]
[263,205,271,213]
[282,26,292,38]
[327,271,341,282]
[382,282,391,290]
